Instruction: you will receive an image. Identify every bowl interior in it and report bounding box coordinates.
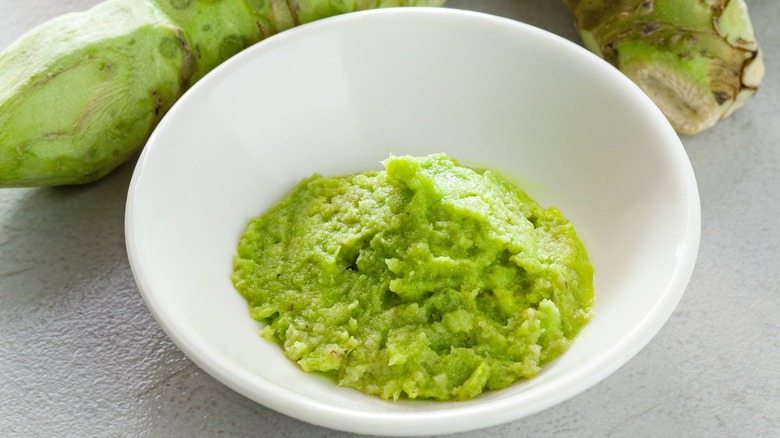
[126,8,699,436]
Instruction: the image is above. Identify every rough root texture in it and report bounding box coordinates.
[566,0,765,135]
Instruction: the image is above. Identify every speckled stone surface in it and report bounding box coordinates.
[1,1,778,436]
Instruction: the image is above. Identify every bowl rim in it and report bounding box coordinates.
[125,7,701,436]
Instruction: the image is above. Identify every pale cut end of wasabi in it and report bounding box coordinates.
[0,0,189,187]
[566,0,765,135]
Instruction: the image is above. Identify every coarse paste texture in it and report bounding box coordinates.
[231,154,594,401]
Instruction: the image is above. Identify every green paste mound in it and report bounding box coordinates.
[232,154,594,401]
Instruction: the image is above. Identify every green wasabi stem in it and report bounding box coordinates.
[0,0,445,187]
[565,0,764,135]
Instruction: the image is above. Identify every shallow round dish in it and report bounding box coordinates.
[125,7,700,436]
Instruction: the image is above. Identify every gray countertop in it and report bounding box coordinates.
[1,0,778,436]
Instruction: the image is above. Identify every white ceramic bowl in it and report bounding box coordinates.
[126,8,700,436]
